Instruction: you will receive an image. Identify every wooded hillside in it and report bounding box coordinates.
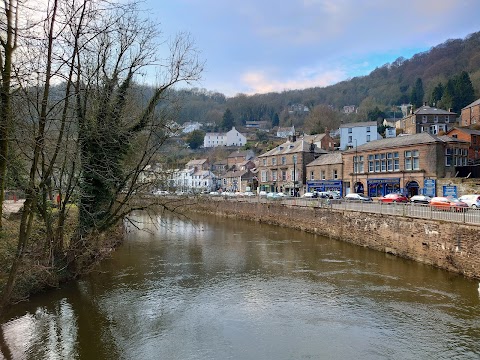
[172,31,480,130]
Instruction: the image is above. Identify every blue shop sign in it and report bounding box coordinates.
[442,185,457,197]
[423,179,436,197]
[306,180,343,196]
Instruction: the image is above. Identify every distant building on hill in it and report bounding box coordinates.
[203,127,246,148]
[276,126,295,138]
[399,103,457,135]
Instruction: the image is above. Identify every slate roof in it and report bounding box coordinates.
[258,139,328,158]
[447,127,480,136]
[462,98,480,109]
[342,133,468,153]
[339,121,378,128]
[413,106,456,115]
[306,152,342,166]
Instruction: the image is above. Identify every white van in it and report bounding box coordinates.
[458,194,480,208]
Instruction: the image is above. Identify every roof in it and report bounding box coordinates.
[306,152,342,166]
[186,159,208,166]
[447,127,480,136]
[340,121,377,128]
[302,133,327,142]
[342,133,468,153]
[258,139,328,158]
[413,106,456,115]
[228,150,251,158]
[223,169,250,178]
[462,98,480,110]
[277,126,295,132]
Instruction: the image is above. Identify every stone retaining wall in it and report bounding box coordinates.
[189,199,480,279]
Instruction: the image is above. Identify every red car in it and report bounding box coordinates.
[430,197,468,212]
[378,193,409,203]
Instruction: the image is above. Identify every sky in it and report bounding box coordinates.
[143,0,480,97]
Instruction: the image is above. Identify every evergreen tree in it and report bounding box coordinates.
[454,71,475,110]
[186,130,205,149]
[410,78,424,108]
[272,113,280,127]
[430,83,444,106]
[440,79,455,110]
[221,108,234,130]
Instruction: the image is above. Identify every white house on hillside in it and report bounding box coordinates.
[339,121,382,150]
[203,127,246,148]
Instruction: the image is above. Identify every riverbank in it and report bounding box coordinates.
[0,207,124,308]
[188,198,480,280]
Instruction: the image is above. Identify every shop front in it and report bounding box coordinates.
[367,178,400,198]
[306,180,343,196]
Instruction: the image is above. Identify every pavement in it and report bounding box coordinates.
[2,199,25,215]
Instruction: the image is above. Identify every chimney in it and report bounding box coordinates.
[424,102,427,106]
[448,108,453,112]
[292,134,297,142]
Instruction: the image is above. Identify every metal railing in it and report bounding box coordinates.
[208,195,480,225]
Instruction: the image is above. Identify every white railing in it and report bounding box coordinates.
[205,195,480,225]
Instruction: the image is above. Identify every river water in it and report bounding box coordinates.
[1,212,479,360]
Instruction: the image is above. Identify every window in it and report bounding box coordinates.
[272,157,276,166]
[368,155,374,172]
[445,116,449,123]
[367,127,371,133]
[272,170,277,181]
[292,155,297,164]
[261,170,267,182]
[348,135,352,143]
[380,153,386,172]
[348,128,352,133]
[404,150,419,170]
[310,171,314,180]
[434,115,438,123]
[354,155,364,173]
[394,152,399,171]
[422,115,427,123]
[282,170,287,181]
[333,169,338,179]
[321,170,325,180]
[375,154,380,172]
[281,156,286,165]
[366,135,371,142]
[387,153,393,171]
[263,159,266,166]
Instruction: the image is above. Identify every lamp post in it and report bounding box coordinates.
[354,139,358,193]
[293,155,297,197]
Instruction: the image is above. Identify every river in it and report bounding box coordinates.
[1,212,479,359]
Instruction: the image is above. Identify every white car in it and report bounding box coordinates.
[259,191,268,197]
[302,192,316,198]
[458,194,480,208]
[410,195,431,204]
[244,191,255,197]
[344,193,373,202]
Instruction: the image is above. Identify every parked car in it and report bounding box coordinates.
[410,195,431,204]
[458,194,480,209]
[244,191,255,197]
[302,192,317,198]
[430,196,468,212]
[344,193,373,202]
[378,193,409,203]
[259,191,268,197]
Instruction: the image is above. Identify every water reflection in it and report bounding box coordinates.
[1,212,479,359]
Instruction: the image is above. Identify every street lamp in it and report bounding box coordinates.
[354,139,358,193]
[293,155,297,197]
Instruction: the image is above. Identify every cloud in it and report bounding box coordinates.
[239,66,347,95]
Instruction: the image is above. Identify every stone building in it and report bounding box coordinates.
[305,152,344,195]
[257,138,327,195]
[446,127,480,164]
[301,131,336,151]
[400,104,457,135]
[342,133,469,197]
[461,98,480,127]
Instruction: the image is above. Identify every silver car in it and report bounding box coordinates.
[458,194,480,208]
